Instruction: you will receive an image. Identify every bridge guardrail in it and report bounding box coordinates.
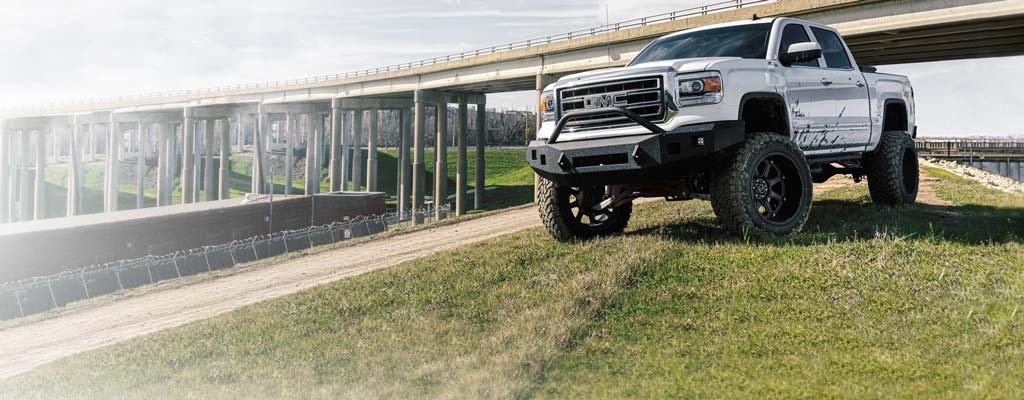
[3,0,773,115]
[915,140,1024,157]
[0,205,450,321]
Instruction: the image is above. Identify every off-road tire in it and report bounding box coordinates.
[710,133,814,236]
[865,131,919,206]
[538,178,632,242]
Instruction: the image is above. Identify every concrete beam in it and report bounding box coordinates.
[338,97,413,110]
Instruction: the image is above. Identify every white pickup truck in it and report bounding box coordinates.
[528,17,918,241]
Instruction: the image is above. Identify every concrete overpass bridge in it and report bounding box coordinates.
[2,0,1023,224]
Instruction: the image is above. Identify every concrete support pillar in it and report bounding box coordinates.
[475,103,486,210]
[329,99,342,192]
[398,108,412,214]
[1,127,11,223]
[182,110,194,203]
[105,117,121,212]
[136,122,147,209]
[219,119,230,199]
[366,109,379,192]
[285,114,294,195]
[19,131,32,221]
[435,103,448,220]
[235,115,244,154]
[67,120,81,217]
[33,130,46,220]
[203,120,215,202]
[156,123,168,207]
[456,101,468,216]
[340,111,351,191]
[302,114,311,194]
[352,110,364,191]
[87,125,96,162]
[253,106,267,194]
[310,113,322,195]
[412,91,426,222]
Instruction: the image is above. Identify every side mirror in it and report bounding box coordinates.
[780,42,822,66]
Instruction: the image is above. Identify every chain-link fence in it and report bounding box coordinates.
[0,205,450,321]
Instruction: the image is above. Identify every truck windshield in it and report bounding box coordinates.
[629,23,772,65]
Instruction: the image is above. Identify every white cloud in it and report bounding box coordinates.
[0,0,1020,136]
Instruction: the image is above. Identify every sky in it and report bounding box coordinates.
[0,0,1021,137]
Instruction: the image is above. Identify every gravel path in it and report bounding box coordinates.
[0,207,541,379]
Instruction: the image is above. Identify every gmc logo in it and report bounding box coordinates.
[583,93,625,109]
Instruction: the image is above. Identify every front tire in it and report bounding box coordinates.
[865,131,919,206]
[711,133,813,236]
[537,178,632,242]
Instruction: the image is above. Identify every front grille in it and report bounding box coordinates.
[558,77,665,132]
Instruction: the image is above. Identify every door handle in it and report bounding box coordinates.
[856,81,866,88]
[820,78,833,86]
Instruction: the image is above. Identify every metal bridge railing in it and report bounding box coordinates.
[4,0,773,115]
[0,205,450,321]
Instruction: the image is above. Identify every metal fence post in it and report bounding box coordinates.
[172,255,182,278]
[14,291,24,317]
[146,257,154,284]
[115,261,124,290]
[47,281,58,308]
[81,271,90,298]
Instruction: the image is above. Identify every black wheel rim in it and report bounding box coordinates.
[749,153,804,224]
[566,187,614,228]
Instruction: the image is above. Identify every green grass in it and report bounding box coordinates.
[3,167,1022,399]
[32,148,534,218]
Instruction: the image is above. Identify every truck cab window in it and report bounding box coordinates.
[779,24,819,67]
[810,27,852,69]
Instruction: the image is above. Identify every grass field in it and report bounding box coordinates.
[2,167,1022,399]
[30,148,534,218]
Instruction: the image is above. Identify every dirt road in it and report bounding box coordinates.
[0,206,541,379]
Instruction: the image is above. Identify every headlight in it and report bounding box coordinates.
[540,91,556,124]
[677,72,723,107]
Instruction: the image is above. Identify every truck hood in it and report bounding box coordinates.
[557,57,740,84]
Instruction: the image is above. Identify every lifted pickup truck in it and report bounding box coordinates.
[529,17,918,241]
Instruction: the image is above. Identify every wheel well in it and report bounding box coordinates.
[883,101,908,132]
[739,94,789,137]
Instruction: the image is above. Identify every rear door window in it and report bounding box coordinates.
[810,27,853,69]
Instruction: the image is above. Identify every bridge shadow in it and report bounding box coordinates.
[625,197,1023,246]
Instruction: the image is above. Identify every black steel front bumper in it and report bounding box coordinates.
[528,108,745,186]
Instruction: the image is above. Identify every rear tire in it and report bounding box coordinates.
[537,178,632,242]
[865,131,919,206]
[710,133,813,236]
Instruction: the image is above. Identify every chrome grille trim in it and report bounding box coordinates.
[557,77,666,132]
